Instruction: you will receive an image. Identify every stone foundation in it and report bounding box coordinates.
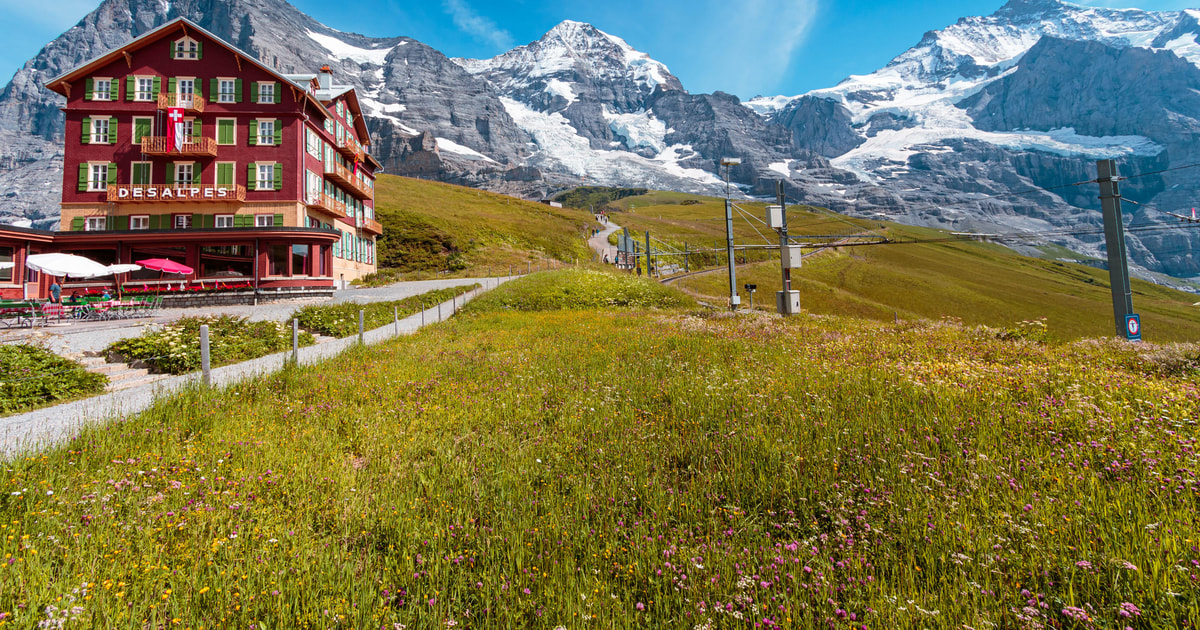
[158,288,334,308]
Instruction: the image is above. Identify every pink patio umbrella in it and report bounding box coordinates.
[135,258,194,292]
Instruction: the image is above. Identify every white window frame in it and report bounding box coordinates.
[174,37,200,60]
[93,78,111,101]
[85,217,106,232]
[130,215,149,230]
[257,119,275,146]
[217,78,237,103]
[135,76,156,102]
[175,162,195,187]
[255,214,275,228]
[256,163,274,191]
[174,214,193,230]
[90,117,111,144]
[257,82,275,104]
[306,127,321,158]
[215,118,236,146]
[215,214,235,228]
[130,161,152,185]
[131,116,153,144]
[87,162,109,192]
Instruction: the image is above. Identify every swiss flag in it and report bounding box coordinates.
[166,107,185,151]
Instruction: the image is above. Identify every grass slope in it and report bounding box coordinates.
[1,271,1196,628]
[373,176,597,274]
[595,190,1200,342]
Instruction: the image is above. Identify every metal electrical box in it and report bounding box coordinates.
[766,205,784,229]
[776,290,800,315]
[782,245,803,269]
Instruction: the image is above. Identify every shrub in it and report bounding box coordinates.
[107,315,314,375]
[294,285,479,338]
[465,268,694,313]
[0,345,106,413]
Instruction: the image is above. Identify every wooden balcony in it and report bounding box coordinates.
[360,218,383,235]
[107,184,246,204]
[324,161,373,200]
[335,135,364,161]
[140,136,218,157]
[306,192,347,218]
[157,92,206,113]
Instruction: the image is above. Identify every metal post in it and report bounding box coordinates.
[200,324,211,387]
[394,306,399,335]
[421,301,424,326]
[1097,159,1134,336]
[358,309,364,344]
[438,302,442,321]
[684,243,689,273]
[645,231,652,278]
[725,197,738,310]
[292,318,298,364]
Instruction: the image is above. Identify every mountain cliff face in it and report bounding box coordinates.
[2,0,1199,279]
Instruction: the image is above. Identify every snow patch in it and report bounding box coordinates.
[602,108,666,153]
[745,95,798,116]
[435,138,498,163]
[768,161,791,177]
[544,79,576,104]
[307,30,396,65]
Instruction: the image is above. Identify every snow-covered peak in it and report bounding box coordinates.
[453,20,682,112]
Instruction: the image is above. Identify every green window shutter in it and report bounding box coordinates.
[273,120,282,145]
[165,164,175,186]
[149,214,160,230]
[216,163,233,187]
[109,118,117,145]
[191,121,201,141]
[168,78,177,94]
[195,80,203,100]
[107,164,117,186]
[203,214,214,228]
[85,78,93,101]
[209,79,218,100]
[273,163,282,190]
[235,78,243,103]
[217,119,233,144]
[125,76,136,101]
[71,216,85,231]
[192,166,201,185]
[134,118,150,144]
[246,164,256,191]
[81,117,91,144]
[196,41,203,59]
[153,77,161,94]
[248,119,258,146]
[110,79,119,101]
[170,40,177,57]
[273,82,282,104]
[250,82,259,103]
[77,164,88,191]
[115,215,129,230]
[132,163,149,185]
[273,213,284,226]
[191,213,202,227]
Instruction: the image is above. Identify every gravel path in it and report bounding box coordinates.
[0,277,499,356]
[0,278,513,457]
[588,218,622,262]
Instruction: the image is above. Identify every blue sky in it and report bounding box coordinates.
[0,0,1197,98]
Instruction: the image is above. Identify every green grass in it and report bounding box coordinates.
[295,285,480,338]
[373,175,598,273]
[465,268,694,312]
[0,345,107,414]
[106,315,316,375]
[1,272,1197,628]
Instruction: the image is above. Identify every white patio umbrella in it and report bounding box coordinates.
[24,253,111,279]
[0,262,13,270]
[106,263,142,274]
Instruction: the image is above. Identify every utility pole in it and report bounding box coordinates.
[1097,159,1137,338]
[769,181,801,315]
[778,181,792,314]
[722,158,741,310]
[645,230,652,277]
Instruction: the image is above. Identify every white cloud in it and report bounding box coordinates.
[442,0,514,50]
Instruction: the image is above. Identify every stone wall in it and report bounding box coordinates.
[159,288,333,308]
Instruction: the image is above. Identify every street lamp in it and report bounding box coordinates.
[721,157,741,310]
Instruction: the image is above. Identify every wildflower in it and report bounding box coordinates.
[1118,602,1141,618]
[636,602,645,611]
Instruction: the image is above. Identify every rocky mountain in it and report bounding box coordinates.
[2,0,1200,280]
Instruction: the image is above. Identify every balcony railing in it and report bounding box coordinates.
[360,218,383,235]
[335,135,363,160]
[157,92,206,113]
[324,161,373,200]
[140,136,218,157]
[306,192,347,218]
[107,184,246,204]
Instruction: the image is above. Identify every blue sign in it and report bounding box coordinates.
[1125,314,1142,341]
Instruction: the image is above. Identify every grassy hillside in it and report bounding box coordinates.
[3,271,1196,628]
[372,175,597,274]
[596,190,1200,342]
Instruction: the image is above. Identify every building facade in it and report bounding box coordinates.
[2,17,384,299]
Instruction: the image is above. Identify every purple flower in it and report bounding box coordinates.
[636,602,645,611]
